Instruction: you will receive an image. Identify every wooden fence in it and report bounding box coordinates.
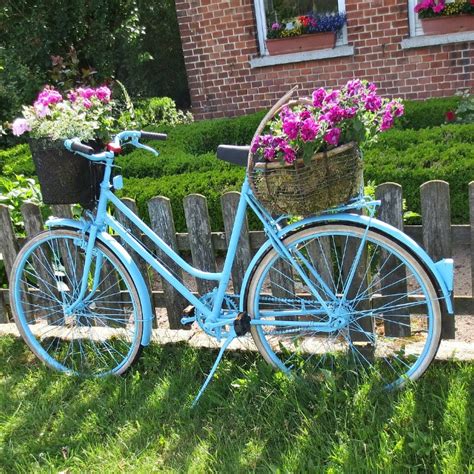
[0,180,473,339]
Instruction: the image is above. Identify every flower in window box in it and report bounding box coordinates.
[266,12,347,55]
[414,0,474,35]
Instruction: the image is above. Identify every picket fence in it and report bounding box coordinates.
[0,180,472,340]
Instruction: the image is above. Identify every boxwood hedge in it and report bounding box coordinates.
[1,99,471,227]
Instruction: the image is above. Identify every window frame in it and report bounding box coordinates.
[254,0,348,56]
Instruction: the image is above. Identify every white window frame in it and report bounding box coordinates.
[254,0,348,56]
[408,0,424,37]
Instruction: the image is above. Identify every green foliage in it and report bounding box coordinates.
[394,96,461,130]
[364,123,474,224]
[454,89,474,124]
[0,336,473,472]
[121,169,248,232]
[0,0,189,132]
[117,148,233,179]
[0,174,42,235]
[137,97,193,127]
[0,144,35,176]
[167,110,267,155]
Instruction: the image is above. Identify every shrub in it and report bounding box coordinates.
[0,144,35,176]
[0,0,189,130]
[117,148,233,179]
[364,123,474,223]
[394,96,461,130]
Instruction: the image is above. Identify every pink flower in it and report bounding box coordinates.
[432,0,445,13]
[34,103,51,118]
[78,87,96,99]
[11,118,31,136]
[95,86,111,102]
[324,127,341,146]
[414,0,434,13]
[271,22,281,30]
[298,108,311,120]
[386,100,404,117]
[83,98,92,109]
[312,88,326,107]
[346,79,363,96]
[364,93,382,112]
[324,105,345,124]
[343,107,357,119]
[324,90,340,105]
[67,90,78,102]
[264,147,276,160]
[380,111,394,131]
[35,87,63,107]
[282,145,296,164]
[300,117,319,142]
[282,116,300,140]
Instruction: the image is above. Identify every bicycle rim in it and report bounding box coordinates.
[10,229,143,376]
[247,223,442,389]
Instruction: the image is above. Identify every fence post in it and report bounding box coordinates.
[0,204,19,322]
[375,183,410,337]
[469,181,474,304]
[183,194,217,295]
[115,198,155,327]
[21,202,54,323]
[148,196,189,329]
[420,180,455,339]
[221,192,251,294]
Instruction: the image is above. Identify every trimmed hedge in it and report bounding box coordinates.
[364,124,474,224]
[394,96,460,130]
[2,100,471,227]
[120,169,249,232]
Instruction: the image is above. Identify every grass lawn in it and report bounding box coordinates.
[0,336,473,473]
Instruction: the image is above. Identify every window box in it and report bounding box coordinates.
[266,32,336,55]
[420,15,474,35]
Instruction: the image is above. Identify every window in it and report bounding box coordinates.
[254,0,348,56]
[408,0,460,37]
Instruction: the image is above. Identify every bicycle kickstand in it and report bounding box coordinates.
[192,327,237,407]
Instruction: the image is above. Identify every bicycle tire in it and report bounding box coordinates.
[10,228,144,376]
[246,222,442,389]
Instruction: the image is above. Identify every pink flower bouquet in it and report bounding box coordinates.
[251,79,404,165]
[11,85,116,142]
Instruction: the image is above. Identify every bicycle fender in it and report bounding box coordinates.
[239,213,454,314]
[45,217,154,345]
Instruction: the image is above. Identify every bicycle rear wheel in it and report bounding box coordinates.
[10,229,143,376]
[246,222,442,389]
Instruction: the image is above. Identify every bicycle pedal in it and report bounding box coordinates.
[181,305,196,325]
[233,312,251,336]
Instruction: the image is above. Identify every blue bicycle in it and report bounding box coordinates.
[10,128,453,402]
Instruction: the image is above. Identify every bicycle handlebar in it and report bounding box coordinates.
[139,131,167,141]
[69,141,95,155]
[64,130,167,160]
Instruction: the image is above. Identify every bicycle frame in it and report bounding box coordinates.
[65,153,340,331]
[55,142,454,345]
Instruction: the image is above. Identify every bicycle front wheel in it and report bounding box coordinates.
[10,229,143,376]
[247,223,442,389]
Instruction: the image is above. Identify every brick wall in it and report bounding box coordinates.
[175,0,473,119]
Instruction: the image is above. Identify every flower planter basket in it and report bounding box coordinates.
[249,141,362,216]
[421,15,474,35]
[266,31,336,55]
[29,139,103,209]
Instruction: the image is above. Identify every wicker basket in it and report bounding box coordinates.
[29,138,104,209]
[247,90,363,216]
[250,142,362,216]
